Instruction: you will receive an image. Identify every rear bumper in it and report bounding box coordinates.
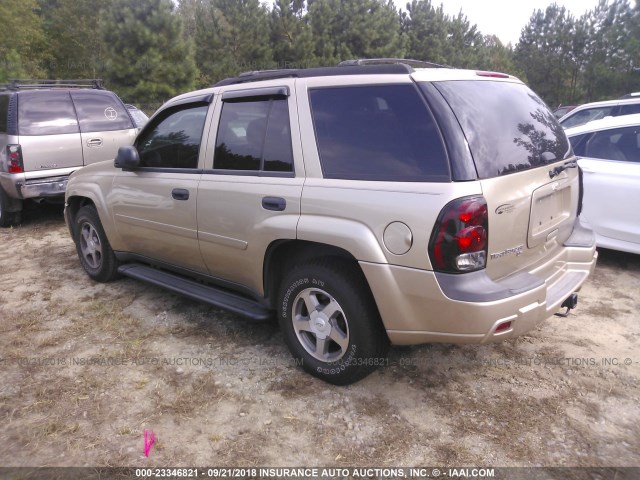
[0,172,69,200]
[361,219,598,345]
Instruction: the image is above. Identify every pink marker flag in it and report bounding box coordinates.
[144,429,156,457]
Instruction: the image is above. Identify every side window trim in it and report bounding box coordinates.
[203,168,295,178]
[134,101,210,170]
[222,86,289,101]
[212,94,294,174]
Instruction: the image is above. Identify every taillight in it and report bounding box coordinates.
[6,144,24,173]
[429,196,488,273]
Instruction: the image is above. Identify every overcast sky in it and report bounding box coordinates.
[395,0,602,45]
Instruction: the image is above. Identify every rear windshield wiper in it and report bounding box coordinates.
[549,160,577,179]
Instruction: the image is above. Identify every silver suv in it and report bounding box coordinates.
[0,80,137,226]
[64,60,598,384]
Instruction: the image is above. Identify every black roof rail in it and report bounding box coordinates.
[213,63,413,87]
[339,58,451,69]
[0,79,104,90]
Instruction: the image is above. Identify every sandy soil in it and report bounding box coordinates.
[0,203,638,468]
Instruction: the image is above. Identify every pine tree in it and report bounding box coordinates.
[100,0,197,107]
[38,0,113,79]
[308,0,405,66]
[0,0,47,81]
[514,4,577,107]
[271,0,316,69]
[192,0,273,85]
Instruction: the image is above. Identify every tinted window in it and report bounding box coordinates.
[127,107,149,128]
[135,104,208,169]
[581,126,640,163]
[18,91,79,135]
[619,103,640,115]
[560,106,614,128]
[214,98,293,172]
[71,91,133,132]
[0,95,8,133]
[309,85,448,181]
[434,81,570,178]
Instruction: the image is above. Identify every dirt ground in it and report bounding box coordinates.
[0,203,638,469]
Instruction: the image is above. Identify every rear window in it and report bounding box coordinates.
[433,81,571,178]
[18,91,79,135]
[309,85,449,182]
[71,91,133,132]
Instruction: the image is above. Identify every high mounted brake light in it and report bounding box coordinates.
[429,196,488,273]
[475,71,510,78]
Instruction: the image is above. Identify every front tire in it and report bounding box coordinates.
[73,205,119,282]
[278,260,389,385]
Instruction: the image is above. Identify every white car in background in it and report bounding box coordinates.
[559,97,640,129]
[566,114,640,254]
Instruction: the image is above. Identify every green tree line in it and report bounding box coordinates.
[1,0,639,110]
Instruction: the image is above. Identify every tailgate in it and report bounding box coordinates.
[480,162,579,280]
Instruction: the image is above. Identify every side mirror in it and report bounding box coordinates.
[114,146,140,169]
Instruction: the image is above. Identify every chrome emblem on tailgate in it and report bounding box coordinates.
[495,203,515,215]
[490,245,524,259]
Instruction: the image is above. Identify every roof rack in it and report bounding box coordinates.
[213,58,450,87]
[0,79,104,90]
[338,58,450,69]
[214,62,420,87]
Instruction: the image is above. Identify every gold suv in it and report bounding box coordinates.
[65,60,598,385]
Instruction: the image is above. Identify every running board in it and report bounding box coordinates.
[118,264,272,321]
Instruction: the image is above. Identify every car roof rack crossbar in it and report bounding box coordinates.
[339,58,451,69]
[1,79,104,90]
[213,63,414,87]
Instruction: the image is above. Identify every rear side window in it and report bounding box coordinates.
[434,81,570,178]
[135,103,208,169]
[0,95,8,133]
[18,91,79,135]
[560,106,614,128]
[214,98,294,173]
[309,85,449,181]
[619,103,640,116]
[575,126,640,163]
[71,91,133,132]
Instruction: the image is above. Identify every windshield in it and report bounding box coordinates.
[432,80,571,178]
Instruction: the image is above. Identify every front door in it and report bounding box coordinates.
[111,100,212,272]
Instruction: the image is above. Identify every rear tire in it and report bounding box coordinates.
[73,205,119,282]
[0,188,20,228]
[277,260,389,385]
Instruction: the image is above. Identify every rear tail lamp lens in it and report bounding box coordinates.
[7,145,24,173]
[429,196,488,273]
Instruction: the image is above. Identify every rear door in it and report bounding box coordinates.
[573,126,640,246]
[17,90,82,171]
[70,91,136,166]
[432,79,578,280]
[196,82,303,295]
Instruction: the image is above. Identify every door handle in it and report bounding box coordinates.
[86,138,103,147]
[262,196,286,211]
[172,188,190,201]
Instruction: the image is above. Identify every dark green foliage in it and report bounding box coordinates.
[100,0,197,105]
[0,0,47,81]
[38,0,113,79]
[309,0,405,65]
[515,0,640,106]
[3,0,639,107]
[192,0,273,87]
[271,0,316,69]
